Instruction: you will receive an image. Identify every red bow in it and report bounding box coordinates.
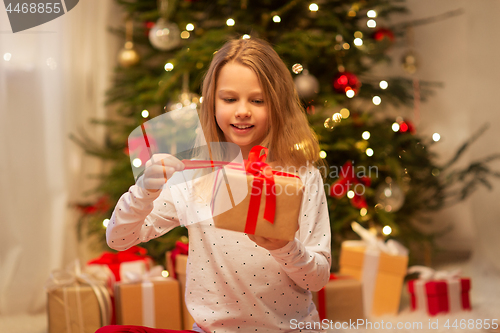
[87,246,151,282]
[329,161,371,209]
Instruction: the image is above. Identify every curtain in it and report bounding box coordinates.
[0,0,120,314]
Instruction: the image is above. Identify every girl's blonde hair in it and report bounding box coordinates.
[198,37,322,170]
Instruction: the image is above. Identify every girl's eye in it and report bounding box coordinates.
[253,100,264,104]
[224,98,236,103]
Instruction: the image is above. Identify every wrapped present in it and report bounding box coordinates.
[87,246,153,283]
[114,266,183,329]
[46,261,112,333]
[212,145,304,241]
[407,266,471,316]
[339,222,408,316]
[166,242,195,330]
[312,273,364,323]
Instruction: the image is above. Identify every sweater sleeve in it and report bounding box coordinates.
[268,167,331,292]
[106,177,182,251]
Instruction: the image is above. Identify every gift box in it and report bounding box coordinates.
[312,274,364,323]
[87,246,153,283]
[407,266,471,316]
[166,242,195,330]
[114,268,182,329]
[212,146,304,241]
[46,263,112,333]
[339,223,408,316]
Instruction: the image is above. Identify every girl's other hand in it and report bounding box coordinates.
[143,154,185,192]
[247,234,290,251]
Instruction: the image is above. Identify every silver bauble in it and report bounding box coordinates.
[149,18,181,51]
[294,69,319,99]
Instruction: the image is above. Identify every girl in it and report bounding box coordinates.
[101,37,331,333]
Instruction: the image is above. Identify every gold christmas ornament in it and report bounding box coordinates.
[401,50,418,74]
[118,41,140,67]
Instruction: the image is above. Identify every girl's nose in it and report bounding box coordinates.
[235,102,251,118]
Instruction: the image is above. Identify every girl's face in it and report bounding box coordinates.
[215,62,269,159]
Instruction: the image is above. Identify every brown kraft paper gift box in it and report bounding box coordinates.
[166,251,195,330]
[339,241,408,316]
[212,167,304,241]
[114,278,182,329]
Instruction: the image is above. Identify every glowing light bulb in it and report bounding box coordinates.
[367,10,377,18]
[346,89,355,98]
[360,208,367,216]
[103,219,110,228]
[161,270,170,278]
[372,96,381,105]
[354,31,363,38]
[342,43,350,50]
[226,18,235,26]
[340,108,350,118]
[181,31,190,39]
[309,3,319,11]
[392,122,400,132]
[367,19,377,28]
[3,53,12,61]
[273,15,281,23]
[186,23,194,31]
[347,190,355,199]
[164,63,174,71]
[432,133,441,142]
[382,225,392,235]
[379,80,388,89]
[242,34,251,39]
[332,113,342,123]
[199,97,204,103]
[133,158,142,168]
[354,38,363,46]
[362,131,371,140]
[141,110,149,118]
[319,150,327,159]
[366,148,374,156]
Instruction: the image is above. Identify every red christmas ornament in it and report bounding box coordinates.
[75,196,111,215]
[397,120,416,134]
[329,161,371,209]
[333,72,361,94]
[373,28,395,42]
[144,21,156,37]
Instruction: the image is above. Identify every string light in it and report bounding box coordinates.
[292,63,303,74]
[200,97,204,103]
[392,122,400,132]
[186,23,194,31]
[354,38,363,46]
[372,96,381,105]
[340,108,350,118]
[3,53,12,61]
[273,15,281,23]
[382,225,392,235]
[332,113,342,123]
[309,3,319,11]
[360,208,367,216]
[432,133,441,142]
[133,158,142,168]
[346,89,355,98]
[366,148,374,156]
[319,150,327,159]
[103,219,110,228]
[379,80,388,89]
[367,10,377,18]
[347,190,355,199]
[181,31,190,39]
[226,18,235,26]
[362,131,371,140]
[354,31,363,38]
[164,62,174,71]
[141,110,149,118]
[342,43,350,50]
[242,34,251,39]
[367,19,377,28]
[161,270,170,278]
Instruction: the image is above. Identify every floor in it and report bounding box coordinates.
[1,260,498,333]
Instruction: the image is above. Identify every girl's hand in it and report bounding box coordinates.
[143,154,185,192]
[247,234,290,251]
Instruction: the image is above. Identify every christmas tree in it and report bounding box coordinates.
[73,0,499,267]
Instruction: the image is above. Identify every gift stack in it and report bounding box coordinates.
[46,246,185,332]
[407,266,472,316]
[338,222,409,317]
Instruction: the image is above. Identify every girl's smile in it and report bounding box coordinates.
[215,62,269,159]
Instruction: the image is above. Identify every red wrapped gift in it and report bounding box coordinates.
[407,266,471,316]
[87,246,153,283]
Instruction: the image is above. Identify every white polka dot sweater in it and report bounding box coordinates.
[106,165,332,332]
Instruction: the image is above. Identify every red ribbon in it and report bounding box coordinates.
[329,161,371,209]
[87,246,151,282]
[317,273,352,320]
[169,241,189,279]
